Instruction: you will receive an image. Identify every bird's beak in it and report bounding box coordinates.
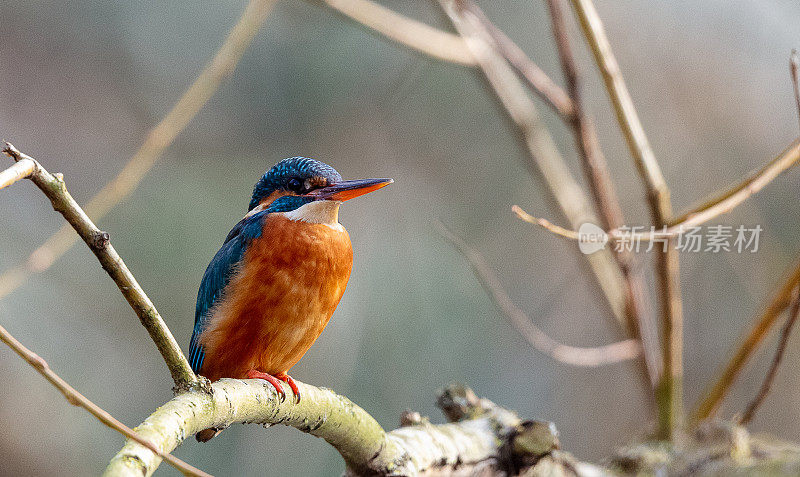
[306,178,393,201]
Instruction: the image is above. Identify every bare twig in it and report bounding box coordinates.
[791,50,800,132]
[2,143,198,391]
[462,3,574,118]
[693,260,800,423]
[518,140,800,242]
[739,286,800,425]
[0,323,209,477]
[0,0,276,301]
[542,0,659,387]
[437,0,629,335]
[436,221,640,367]
[669,139,800,229]
[569,0,682,437]
[312,0,475,65]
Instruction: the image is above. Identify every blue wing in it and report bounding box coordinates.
[188,211,268,374]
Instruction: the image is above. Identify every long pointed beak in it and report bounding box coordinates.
[307,178,393,201]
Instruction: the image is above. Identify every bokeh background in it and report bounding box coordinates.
[2,1,800,475]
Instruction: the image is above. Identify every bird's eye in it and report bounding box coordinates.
[286,178,303,192]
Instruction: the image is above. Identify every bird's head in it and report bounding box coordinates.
[248,157,392,223]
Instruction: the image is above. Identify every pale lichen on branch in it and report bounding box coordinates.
[104,380,602,477]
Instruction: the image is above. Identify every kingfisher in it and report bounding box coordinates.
[188,157,391,404]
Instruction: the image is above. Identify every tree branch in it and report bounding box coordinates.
[542,0,659,388]
[739,285,800,425]
[692,260,800,423]
[2,143,198,392]
[0,322,209,477]
[436,0,630,338]
[668,139,800,229]
[436,221,640,367]
[0,158,36,191]
[461,3,574,118]
[311,0,475,66]
[104,381,600,477]
[0,0,276,301]
[568,0,683,438]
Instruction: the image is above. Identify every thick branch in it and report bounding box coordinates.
[2,143,198,391]
[104,381,594,477]
[0,158,36,191]
[0,0,276,301]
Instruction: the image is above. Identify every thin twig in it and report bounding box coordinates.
[0,323,210,477]
[313,0,475,65]
[569,0,682,437]
[542,0,659,387]
[791,50,800,133]
[739,286,800,425]
[669,139,800,228]
[0,0,276,301]
[436,221,640,367]
[2,143,198,392]
[517,140,800,242]
[520,136,800,239]
[462,3,574,118]
[692,260,800,423]
[437,0,630,335]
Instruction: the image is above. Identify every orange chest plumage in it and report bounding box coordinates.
[198,214,353,381]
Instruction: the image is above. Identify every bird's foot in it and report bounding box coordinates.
[245,369,299,403]
[274,372,300,403]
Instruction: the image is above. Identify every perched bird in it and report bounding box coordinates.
[188,157,391,403]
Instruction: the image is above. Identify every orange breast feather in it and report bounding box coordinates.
[198,215,352,381]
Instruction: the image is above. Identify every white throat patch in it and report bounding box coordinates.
[282,200,342,226]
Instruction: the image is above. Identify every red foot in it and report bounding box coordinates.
[275,372,300,403]
[245,369,300,403]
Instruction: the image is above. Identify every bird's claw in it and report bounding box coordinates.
[245,369,300,403]
[275,373,301,403]
[246,369,286,401]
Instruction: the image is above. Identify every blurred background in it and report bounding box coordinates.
[1,0,800,475]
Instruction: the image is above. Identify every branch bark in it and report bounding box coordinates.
[104,381,601,477]
[2,143,199,392]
